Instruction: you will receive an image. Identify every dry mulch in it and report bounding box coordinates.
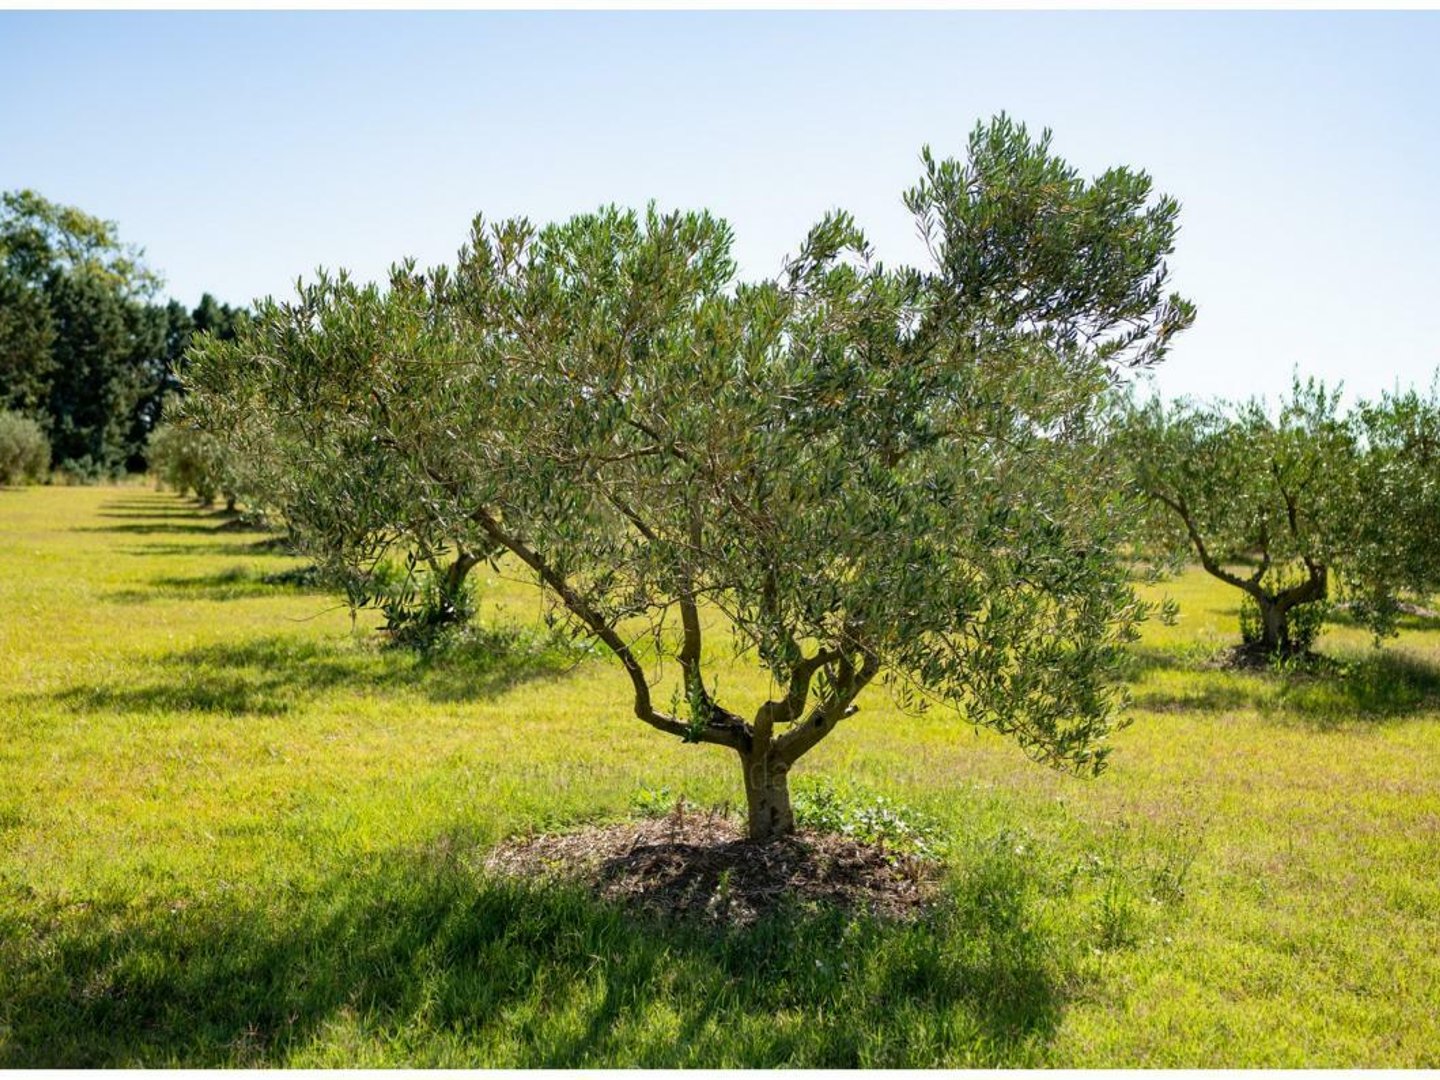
[484,805,941,926]
[1207,642,1334,670]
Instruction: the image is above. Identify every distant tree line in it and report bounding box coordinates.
[0,189,245,480]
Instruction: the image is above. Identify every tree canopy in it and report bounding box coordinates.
[0,189,245,477]
[185,116,1194,839]
[1119,378,1397,655]
[1351,383,1440,623]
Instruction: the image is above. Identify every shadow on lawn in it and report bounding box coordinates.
[104,566,325,604]
[96,509,227,521]
[113,541,296,560]
[0,836,1065,1067]
[79,496,254,537]
[40,631,588,716]
[1127,645,1440,727]
[78,520,228,536]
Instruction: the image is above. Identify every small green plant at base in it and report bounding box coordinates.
[792,778,938,857]
[1094,872,1142,951]
[630,785,676,818]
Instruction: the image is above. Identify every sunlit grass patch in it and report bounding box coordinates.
[1,485,1438,1066]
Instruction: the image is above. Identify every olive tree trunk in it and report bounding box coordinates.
[1255,595,1290,654]
[741,750,795,841]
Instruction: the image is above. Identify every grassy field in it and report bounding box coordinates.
[2,483,1438,1066]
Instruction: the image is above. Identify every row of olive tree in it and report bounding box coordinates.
[1117,378,1440,656]
[183,117,1196,840]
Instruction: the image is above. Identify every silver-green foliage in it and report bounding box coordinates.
[185,116,1194,837]
[147,419,231,505]
[0,410,50,485]
[181,269,496,639]
[1122,378,1372,654]
[1351,382,1440,624]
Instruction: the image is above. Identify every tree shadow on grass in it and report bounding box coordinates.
[104,566,327,604]
[96,495,190,509]
[113,542,296,560]
[1126,644,1440,727]
[0,833,1067,1067]
[97,509,210,521]
[38,631,591,716]
[77,521,227,536]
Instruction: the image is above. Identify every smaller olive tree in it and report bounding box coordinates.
[1120,379,1373,656]
[0,410,50,485]
[1351,380,1440,623]
[147,418,234,508]
[181,270,498,645]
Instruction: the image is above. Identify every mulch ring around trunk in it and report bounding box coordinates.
[484,805,941,926]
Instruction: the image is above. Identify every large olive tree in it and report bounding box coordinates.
[187,117,1193,839]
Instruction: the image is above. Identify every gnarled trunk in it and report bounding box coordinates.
[1248,564,1327,657]
[429,549,480,625]
[1255,595,1290,654]
[742,750,794,841]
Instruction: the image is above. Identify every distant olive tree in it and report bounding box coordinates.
[188,117,1193,839]
[182,272,497,644]
[1120,379,1380,657]
[1351,381,1440,623]
[147,419,233,508]
[0,410,50,485]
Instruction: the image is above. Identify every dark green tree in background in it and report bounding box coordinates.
[0,189,245,477]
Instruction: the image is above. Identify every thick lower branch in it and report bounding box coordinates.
[773,650,880,765]
[470,505,746,750]
[1153,491,1256,594]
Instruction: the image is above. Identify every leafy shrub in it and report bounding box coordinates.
[792,779,938,856]
[337,557,479,653]
[0,411,50,485]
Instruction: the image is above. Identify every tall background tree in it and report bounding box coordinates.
[0,189,245,477]
[187,116,1195,840]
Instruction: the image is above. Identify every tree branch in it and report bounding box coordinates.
[1152,490,1260,596]
[468,504,747,750]
[774,648,880,765]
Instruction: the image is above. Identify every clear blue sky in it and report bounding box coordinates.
[4,11,1438,404]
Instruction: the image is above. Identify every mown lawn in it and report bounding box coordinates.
[2,483,1438,1066]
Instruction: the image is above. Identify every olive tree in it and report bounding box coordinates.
[182,270,498,643]
[187,117,1193,839]
[1351,381,1440,623]
[147,418,232,507]
[1120,379,1376,656]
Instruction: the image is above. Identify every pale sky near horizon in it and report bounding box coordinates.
[3,10,1438,405]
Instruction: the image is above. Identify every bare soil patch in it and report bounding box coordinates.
[484,806,941,925]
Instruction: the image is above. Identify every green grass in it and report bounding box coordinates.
[2,483,1438,1066]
